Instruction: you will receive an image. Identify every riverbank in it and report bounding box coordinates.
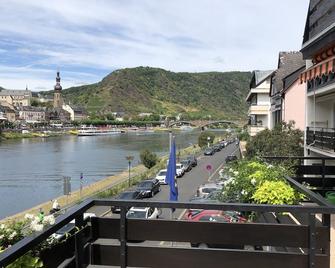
[1,143,202,223]
[1,131,67,139]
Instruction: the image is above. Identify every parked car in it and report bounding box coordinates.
[111,190,142,213]
[189,190,222,203]
[204,147,215,156]
[136,179,160,198]
[212,144,221,152]
[225,155,238,163]
[187,155,197,167]
[180,159,192,172]
[52,213,96,240]
[176,163,185,177]
[155,169,167,184]
[196,183,223,198]
[126,207,160,219]
[184,210,246,249]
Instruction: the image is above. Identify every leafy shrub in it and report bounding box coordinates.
[252,181,302,205]
[140,149,158,169]
[246,122,303,158]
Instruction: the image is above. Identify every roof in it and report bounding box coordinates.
[271,52,305,96]
[282,65,306,94]
[18,106,46,112]
[0,90,31,96]
[249,70,274,89]
[0,105,16,113]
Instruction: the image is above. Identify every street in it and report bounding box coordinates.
[88,142,240,218]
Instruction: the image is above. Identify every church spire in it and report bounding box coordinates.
[54,71,62,91]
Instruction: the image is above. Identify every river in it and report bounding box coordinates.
[0,130,226,219]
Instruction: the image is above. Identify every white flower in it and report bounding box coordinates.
[30,222,44,232]
[24,214,34,220]
[0,234,4,240]
[241,190,248,196]
[233,171,239,176]
[9,231,17,240]
[251,178,257,186]
[0,224,5,230]
[43,215,55,225]
[229,168,233,172]
[267,164,274,169]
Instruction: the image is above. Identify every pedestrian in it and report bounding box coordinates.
[38,208,44,223]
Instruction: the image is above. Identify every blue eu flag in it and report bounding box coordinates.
[166,137,178,201]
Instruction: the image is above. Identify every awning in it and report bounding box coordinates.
[300,56,335,83]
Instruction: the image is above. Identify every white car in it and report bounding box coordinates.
[156,169,167,184]
[196,183,223,198]
[176,163,185,177]
[126,207,160,219]
[51,212,96,240]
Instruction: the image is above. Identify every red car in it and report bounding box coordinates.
[184,209,246,223]
[183,209,247,249]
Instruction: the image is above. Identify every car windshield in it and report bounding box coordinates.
[176,164,182,169]
[158,171,166,176]
[138,181,152,188]
[127,210,147,219]
[119,192,136,199]
[181,161,188,165]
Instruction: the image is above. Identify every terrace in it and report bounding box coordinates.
[1,157,335,268]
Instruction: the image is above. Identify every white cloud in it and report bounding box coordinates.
[0,0,309,90]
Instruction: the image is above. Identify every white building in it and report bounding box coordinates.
[246,70,273,136]
[300,1,335,158]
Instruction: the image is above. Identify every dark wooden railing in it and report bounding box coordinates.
[306,127,335,152]
[0,197,334,268]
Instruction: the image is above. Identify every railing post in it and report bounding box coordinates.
[321,128,324,149]
[309,213,316,268]
[120,206,127,268]
[75,214,84,268]
[322,158,326,191]
[307,127,310,145]
[333,129,335,152]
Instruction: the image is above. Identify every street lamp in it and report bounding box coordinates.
[126,155,134,187]
[207,136,211,148]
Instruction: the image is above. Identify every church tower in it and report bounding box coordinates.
[53,71,63,109]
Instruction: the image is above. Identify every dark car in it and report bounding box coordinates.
[180,159,192,172]
[136,179,160,198]
[212,144,221,152]
[111,190,142,213]
[204,147,215,156]
[225,155,238,163]
[187,155,197,167]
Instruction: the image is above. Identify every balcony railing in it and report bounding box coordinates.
[306,127,335,152]
[307,73,335,93]
[0,196,334,268]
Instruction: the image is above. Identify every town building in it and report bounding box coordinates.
[0,105,16,123]
[62,104,87,121]
[269,52,305,128]
[281,65,306,130]
[18,106,46,123]
[300,0,335,158]
[246,70,273,136]
[0,88,32,107]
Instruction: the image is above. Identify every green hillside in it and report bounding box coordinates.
[61,67,251,120]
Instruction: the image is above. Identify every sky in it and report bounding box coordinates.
[0,0,310,91]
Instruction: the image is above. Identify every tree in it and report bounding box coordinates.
[198,131,215,148]
[140,149,158,169]
[246,122,303,158]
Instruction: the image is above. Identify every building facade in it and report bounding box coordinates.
[0,105,16,123]
[300,0,335,158]
[0,89,32,107]
[246,70,273,136]
[62,104,87,121]
[270,52,305,129]
[281,65,306,130]
[18,107,46,123]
